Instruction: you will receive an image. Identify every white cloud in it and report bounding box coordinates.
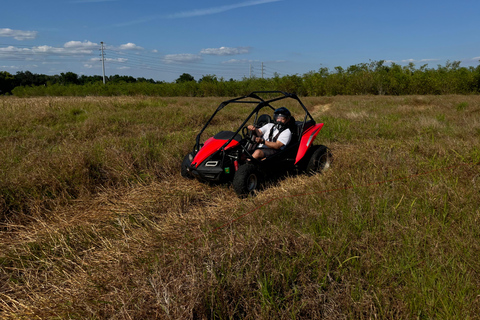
[399,58,439,64]
[64,40,98,49]
[0,63,38,71]
[0,46,27,55]
[163,53,203,64]
[0,64,19,69]
[0,28,37,40]
[0,46,42,59]
[36,43,95,55]
[0,41,99,60]
[33,45,65,54]
[166,0,282,19]
[115,0,282,26]
[107,57,128,63]
[222,59,254,64]
[200,46,250,56]
[118,43,143,50]
[89,57,127,63]
[0,41,146,63]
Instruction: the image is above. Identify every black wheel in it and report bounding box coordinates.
[233,163,262,197]
[305,145,332,175]
[181,153,194,179]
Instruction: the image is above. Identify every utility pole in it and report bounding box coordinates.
[261,62,264,79]
[100,42,106,84]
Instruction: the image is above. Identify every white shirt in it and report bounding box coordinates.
[258,123,292,149]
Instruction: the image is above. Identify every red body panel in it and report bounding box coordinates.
[192,137,240,168]
[295,123,324,164]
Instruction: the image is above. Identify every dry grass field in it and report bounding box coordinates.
[1,95,479,319]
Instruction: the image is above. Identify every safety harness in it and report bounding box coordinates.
[268,123,290,143]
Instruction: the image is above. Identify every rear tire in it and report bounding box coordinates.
[233,163,261,198]
[305,145,332,175]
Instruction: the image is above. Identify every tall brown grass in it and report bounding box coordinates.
[1,95,479,319]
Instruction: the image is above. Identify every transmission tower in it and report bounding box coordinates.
[100,42,106,84]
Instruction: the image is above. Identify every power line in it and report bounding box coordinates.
[1,42,295,81]
[104,47,255,79]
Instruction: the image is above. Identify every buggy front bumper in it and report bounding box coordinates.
[188,162,229,182]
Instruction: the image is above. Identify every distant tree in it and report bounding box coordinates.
[15,71,35,87]
[198,74,218,83]
[0,71,15,94]
[176,73,195,83]
[108,74,137,83]
[60,72,79,85]
[137,77,157,84]
[79,75,104,84]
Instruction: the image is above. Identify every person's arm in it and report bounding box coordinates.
[257,137,284,150]
[247,125,262,137]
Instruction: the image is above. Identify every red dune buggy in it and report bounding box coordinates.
[181,91,332,197]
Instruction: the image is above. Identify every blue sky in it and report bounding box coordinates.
[1,0,479,82]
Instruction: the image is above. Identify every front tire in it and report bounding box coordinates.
[233,163,261,198]
[181,153,194,179]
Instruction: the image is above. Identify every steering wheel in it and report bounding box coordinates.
[241,126,259,156]
[242,126,252,139]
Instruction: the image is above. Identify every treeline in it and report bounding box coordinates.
[0,71,160,95]
[2,60,480,97]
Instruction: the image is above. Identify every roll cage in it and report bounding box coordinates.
[193,91,316,156]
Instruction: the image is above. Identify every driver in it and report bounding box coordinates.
[247,107,293,160]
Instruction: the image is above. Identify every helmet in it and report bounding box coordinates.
[273,107,291,124]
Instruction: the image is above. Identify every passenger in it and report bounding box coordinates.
[247,107,293,160]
